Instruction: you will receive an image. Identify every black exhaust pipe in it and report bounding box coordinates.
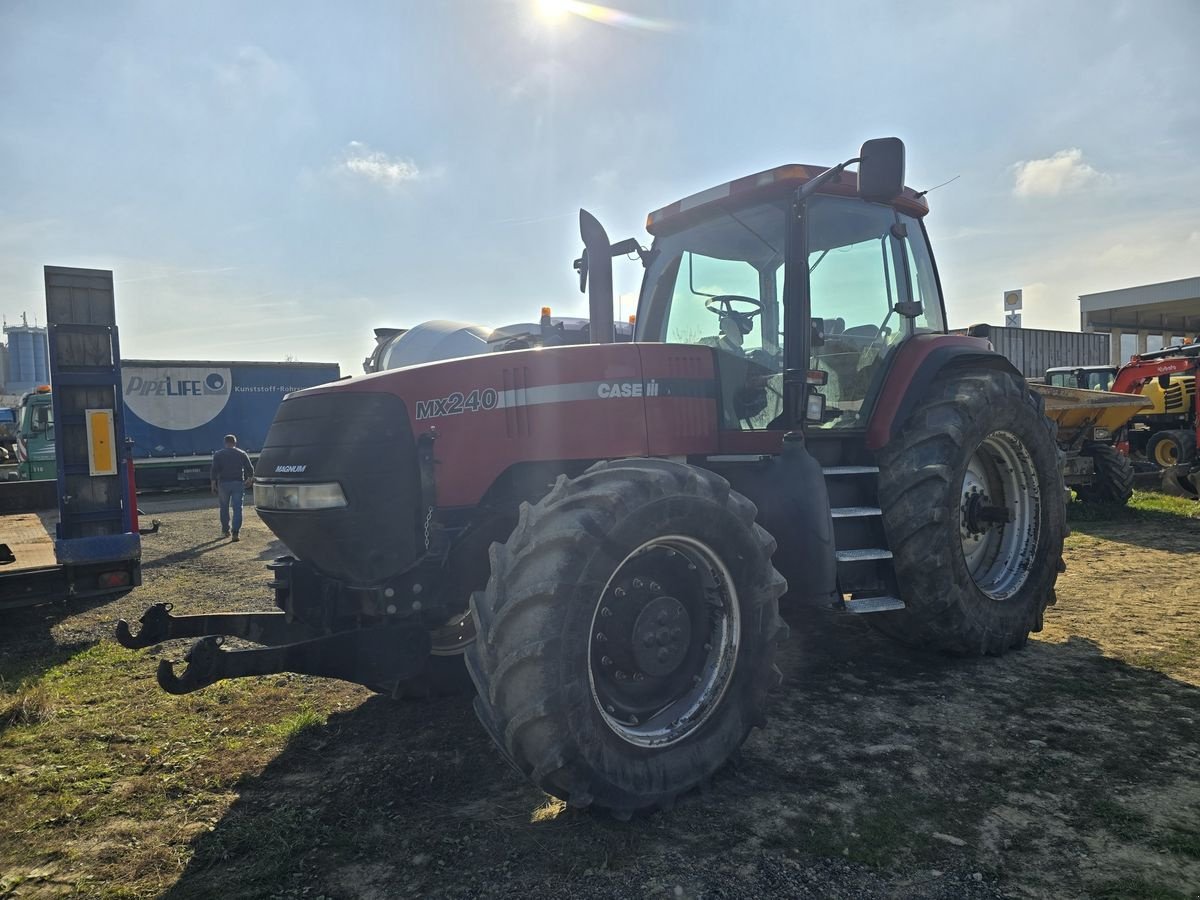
[579,208,615,344]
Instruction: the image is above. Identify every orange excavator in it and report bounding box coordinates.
[1110,344,1198,498]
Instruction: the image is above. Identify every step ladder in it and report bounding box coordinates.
[823,464,905,614]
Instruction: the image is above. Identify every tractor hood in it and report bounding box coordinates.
[263,342,718,512]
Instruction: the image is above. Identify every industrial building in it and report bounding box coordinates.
[1,317,50,395]
[1080,276,1200,366]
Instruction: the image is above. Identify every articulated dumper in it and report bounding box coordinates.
[119,139,1067,817]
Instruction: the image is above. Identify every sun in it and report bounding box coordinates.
[534,0,571,24]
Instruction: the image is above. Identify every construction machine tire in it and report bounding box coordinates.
[1075,442,1135,505]
[874,367,1066,655]
[1147,429,1196,468]
[1160,464,1200,500]
[465,458,787,819]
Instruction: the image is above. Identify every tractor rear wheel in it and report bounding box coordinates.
[1075,442,1135,505]
[875,368,1066,655]
[1147,429,1196,468]
[465,458,787,818]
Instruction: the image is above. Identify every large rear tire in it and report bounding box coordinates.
[1075,442,1134,505]
[465,459,787,818]
[874,367,1066,655]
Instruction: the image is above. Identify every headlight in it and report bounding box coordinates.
[254,482,348,510]
[1092,427,1112,441]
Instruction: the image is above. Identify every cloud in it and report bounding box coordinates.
[337,141,424,189]
[1012,148,1103,198]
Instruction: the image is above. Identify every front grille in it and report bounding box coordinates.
[255,391,421,584]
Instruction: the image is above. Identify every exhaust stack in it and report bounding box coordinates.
[578,209,615,344]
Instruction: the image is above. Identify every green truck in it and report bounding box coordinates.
[11,386,56,481]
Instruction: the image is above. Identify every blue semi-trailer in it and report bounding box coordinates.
[121,359,341,490]
[15,360,340,489]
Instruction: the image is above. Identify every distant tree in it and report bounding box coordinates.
[283,354,296,362]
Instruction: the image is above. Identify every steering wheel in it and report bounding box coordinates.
[705,295,763,320]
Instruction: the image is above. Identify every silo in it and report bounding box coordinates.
[3,324,50,394]
[31,327,49,384]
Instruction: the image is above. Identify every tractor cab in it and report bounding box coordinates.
[627,153,946,433]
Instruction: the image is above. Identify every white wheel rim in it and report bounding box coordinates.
[959,430,1042,601]
[587,535,741,748]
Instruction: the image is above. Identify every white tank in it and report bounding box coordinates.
[371,320,493,372]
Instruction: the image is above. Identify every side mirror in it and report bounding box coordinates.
[810,317,826,348]
[858,137,905,203]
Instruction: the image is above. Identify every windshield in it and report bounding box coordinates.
[636,199,788,429]
[638,199,787,353]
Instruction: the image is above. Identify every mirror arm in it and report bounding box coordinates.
[796,156,861,202]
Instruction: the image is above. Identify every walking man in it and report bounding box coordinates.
[211,434,254,542]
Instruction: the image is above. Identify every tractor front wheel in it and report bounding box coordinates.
[465,459,787,818]
[875,367,1066,655]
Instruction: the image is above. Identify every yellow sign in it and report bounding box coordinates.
[1003,289,1023,310]
[85,409,118,477]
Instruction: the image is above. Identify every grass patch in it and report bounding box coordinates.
[1157,825,1200,860]
[1067,489,1199,523]
[0,639,361,896]
[1083,797,1150,841]
[265,706,328,743]
[1123,636,1200,676]
[0,681,56,729]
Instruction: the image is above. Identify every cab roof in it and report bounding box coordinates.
[646,163,930,236]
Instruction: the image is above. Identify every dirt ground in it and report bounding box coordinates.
[1,494,1198,899]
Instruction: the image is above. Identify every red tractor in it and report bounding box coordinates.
[118,139,1066,817]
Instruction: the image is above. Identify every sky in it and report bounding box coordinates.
[1,0,1198,375]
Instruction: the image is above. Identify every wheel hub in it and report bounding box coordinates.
[961,487,1013,537]
[631,595,691,676]
[587,536,741,748]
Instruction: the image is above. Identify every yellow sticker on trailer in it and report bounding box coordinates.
[85,409,118,476]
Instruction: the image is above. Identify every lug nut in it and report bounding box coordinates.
[595,632,607,642]
[633,672,645,682]
[649,581,661,593]
[703,643,712,651]
[601,655,612,666]
[687,563,697,571]
[632,578,644,589]
[606,705,615,714]
[600,606,612,617]
[658,648,669,662]
[615,670,627,681]
[615,587,626,598]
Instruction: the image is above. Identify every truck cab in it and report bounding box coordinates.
[14,386,56,481]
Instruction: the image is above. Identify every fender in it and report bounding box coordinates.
[865,334,1023,450]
